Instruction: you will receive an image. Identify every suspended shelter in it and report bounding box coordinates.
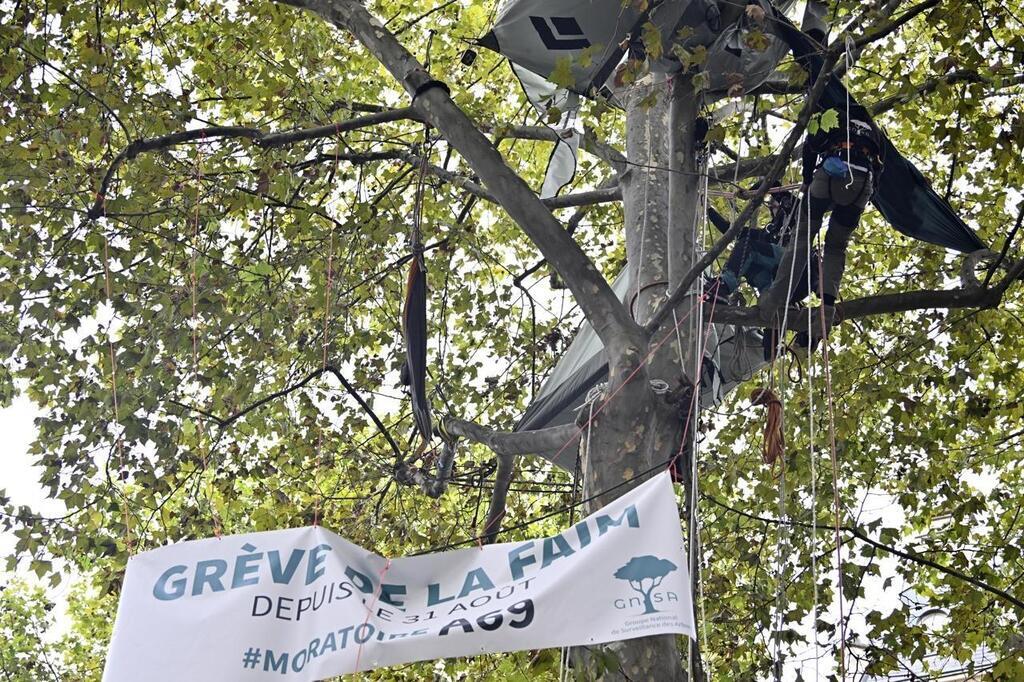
[489,2,989,461]
[516,268,766,469]
[479,0,798,100]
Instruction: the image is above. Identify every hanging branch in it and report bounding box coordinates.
[481,454,515,544]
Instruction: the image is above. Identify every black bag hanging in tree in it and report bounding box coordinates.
[402,144,433,447]
[402,249,432,445]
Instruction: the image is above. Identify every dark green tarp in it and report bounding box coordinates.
[772,8,986,254]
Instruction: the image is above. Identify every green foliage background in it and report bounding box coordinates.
[1,0,1023,679]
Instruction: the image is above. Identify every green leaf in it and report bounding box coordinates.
[549,57,574,89]
[820,108,840,132]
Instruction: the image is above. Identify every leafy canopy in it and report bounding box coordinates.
[1,0,1023,679]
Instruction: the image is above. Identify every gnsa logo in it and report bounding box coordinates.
[612,555,679,614]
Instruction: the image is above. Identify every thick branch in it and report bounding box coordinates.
[709,151,788,184]
[277,0,644,365]
[442,417,577,456]
[496,125,628,175]
[399,152,622,210]
[544,186,622,209]
[441,418,579,544]
[87,107,421,218]
[710,269,1023,331]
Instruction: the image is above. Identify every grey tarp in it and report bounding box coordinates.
[516,269,767,470]
[702,0,791,96]
[479,0,709,96]
[481,0,800,98]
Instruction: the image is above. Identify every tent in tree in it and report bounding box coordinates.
[498,2,989,448]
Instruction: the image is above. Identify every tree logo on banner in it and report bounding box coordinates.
[613,556,678,615]
[529,16,591,50]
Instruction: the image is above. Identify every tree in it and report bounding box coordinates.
[614,555,679,615]
[0,579,64,681]
[1,0,1023,680]
[0,578,121,681]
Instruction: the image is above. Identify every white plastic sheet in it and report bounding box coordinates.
[103,472,694,680]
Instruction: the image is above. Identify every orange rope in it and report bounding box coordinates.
[750,387,785,475]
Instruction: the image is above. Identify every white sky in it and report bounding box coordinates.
[1,394,74,640]
[0,394,51,557]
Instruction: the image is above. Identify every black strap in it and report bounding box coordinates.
[412,79,451,102]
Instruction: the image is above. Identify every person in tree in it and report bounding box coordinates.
[758,103,884,342]
[703,185,818,306]
[703,185,818,360]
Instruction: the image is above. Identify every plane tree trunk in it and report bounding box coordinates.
[572,75,702,682]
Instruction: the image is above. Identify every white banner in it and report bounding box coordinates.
[103,472,693,680]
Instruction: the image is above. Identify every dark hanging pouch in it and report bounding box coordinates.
[402,253,433,443]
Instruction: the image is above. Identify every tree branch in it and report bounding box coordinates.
[441,417,578,544]
[482,454,515,544]
[276,0,645,368]
[441,417,578,456]
[495,125,628,175]
[167,365,405,462]
[711,262,1023,331]
[87,107,421,219]
[704,494,1024,613]
[852,0,942,50]
[871,70,1024,117]
[398,152,622,210]
[395,438,457,498]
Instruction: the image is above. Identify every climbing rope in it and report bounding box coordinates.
[805,189,822,679]
[633,99,654,324]
[764,179,807,682]
[816,250,848,679]
[843,34,856,190]
[694,154,714,680]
